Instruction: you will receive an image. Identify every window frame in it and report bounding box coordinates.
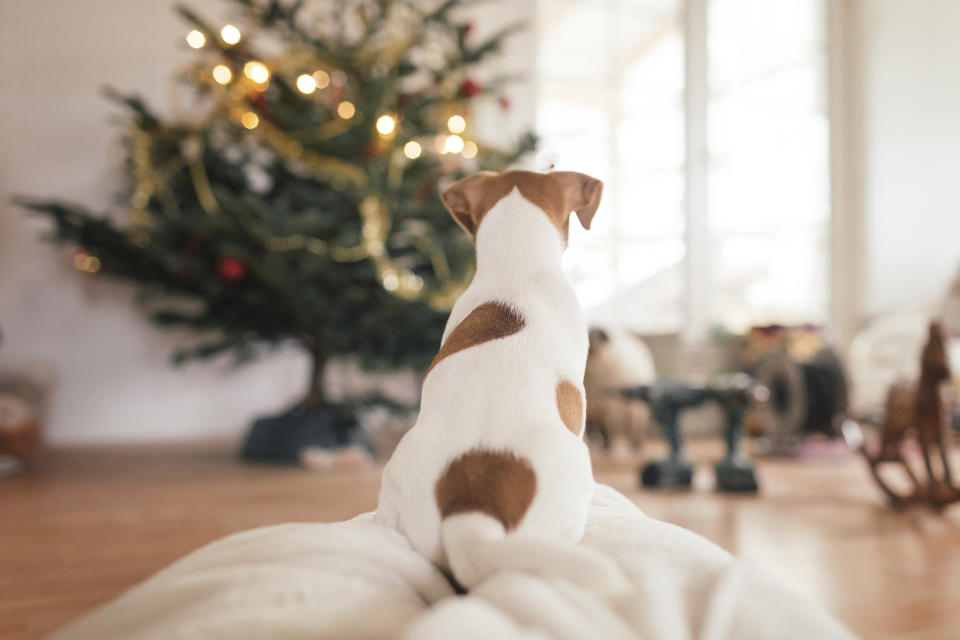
[530,0,851,342]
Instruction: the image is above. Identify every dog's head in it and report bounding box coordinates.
[439,170,603,245]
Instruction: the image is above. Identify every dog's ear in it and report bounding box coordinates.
[551,172,603,230]
[440,173,491,236]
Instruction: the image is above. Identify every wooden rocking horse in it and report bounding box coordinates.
[863,321,960,508]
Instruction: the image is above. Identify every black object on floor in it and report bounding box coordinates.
[240,403,372,463]
[624,375,760,493]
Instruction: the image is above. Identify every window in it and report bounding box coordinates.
[536,0,829,335]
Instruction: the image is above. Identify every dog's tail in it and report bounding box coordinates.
[440,513,631,599]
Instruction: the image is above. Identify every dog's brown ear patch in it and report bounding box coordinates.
[556,380,584,436]
[440,172,496,236]
[550,171,604,231]
[435,449,537,530]
[427,301,525,376]
[440,170,604,242]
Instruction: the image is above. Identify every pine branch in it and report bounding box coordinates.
[102,87,160,130]
[462,21,526,64]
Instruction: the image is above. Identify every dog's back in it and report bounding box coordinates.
[376,172,627,594]
[378,193,592,563]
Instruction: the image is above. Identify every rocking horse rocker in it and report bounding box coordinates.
[863,321,960,509]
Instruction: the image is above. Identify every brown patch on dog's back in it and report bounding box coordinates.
[435,449,536,530]
[426,301,525,376]
[556,380,584,436]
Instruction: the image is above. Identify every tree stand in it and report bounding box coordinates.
[240,353,373,463]
[241,402,373,463]
[622,374,760,493]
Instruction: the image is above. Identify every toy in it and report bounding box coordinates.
[863,321,960,508]
[741,325,848,452]
[584,327,655,456]
[621,373,762,493]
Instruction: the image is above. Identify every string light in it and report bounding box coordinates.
[243,61,270,85]
[186,30,206,49]
[447,115,466,134]
[382,270,400,291]
[401,273,424,291]
[337,101,356,119]
[462,140,478,159]
[296,73,317,94]
[212,64,232,84]
[73,250,101,273]
[150,53,476,307]
[376,114,396,136]
[220,25,241,45]
[312,70,331,89]
[444,134,465,154]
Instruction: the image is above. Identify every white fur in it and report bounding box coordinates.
[376,189,625,593]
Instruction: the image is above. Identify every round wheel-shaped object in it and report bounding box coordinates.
[750,351,807,450]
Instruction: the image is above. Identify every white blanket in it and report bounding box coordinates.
[54,485,855,640]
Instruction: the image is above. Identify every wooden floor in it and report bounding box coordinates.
[2,440,959,639]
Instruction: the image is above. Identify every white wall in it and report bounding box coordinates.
[860,0,960,318]
[0,0,534,445]
[0,1,315,444]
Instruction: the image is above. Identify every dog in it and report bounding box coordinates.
[375,170,629,595]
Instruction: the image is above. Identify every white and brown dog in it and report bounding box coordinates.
[376,170,627,593]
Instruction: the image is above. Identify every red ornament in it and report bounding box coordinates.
[498,96,512,112]
[250,92,273,124]
[217,256,246,282]
[458,79,482,98]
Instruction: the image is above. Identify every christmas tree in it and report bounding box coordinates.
[19,0,534,451]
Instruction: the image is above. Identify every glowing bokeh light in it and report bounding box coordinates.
[243,61,270,84]
[220,25,241,45]
[376,115,396,135]
[445,134,465,154]
[337,101,356,119]
[186,30,206,49]
[312,70,330,89]
[296,74,317,94]
[447,115,466,134]
[212,64,232,84]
